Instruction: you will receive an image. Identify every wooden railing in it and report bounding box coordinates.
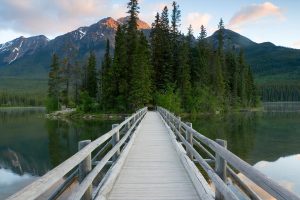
[7,108,147,200]
[158,107,300,200]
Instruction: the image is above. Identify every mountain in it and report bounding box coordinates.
[207,29,300,85]
[1,18,300,98]
[0,35,49,66]
[0,17,150,78]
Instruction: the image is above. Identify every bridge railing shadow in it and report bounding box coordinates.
[158,106,300,200]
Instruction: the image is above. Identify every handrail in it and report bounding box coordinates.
[7,107,147,200]
[158,106,300,200]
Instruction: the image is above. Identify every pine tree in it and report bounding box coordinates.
[150,13,164,90]
[114,25,129,111]
[86,52,97,98]
[177,40,192,110]
[160,6,173,86]
[47,54,60,111]
[170,2,182,86]
[218,18,225,53]
[129,32,153,109]
[101,39,113,109]
[196,25,209,86]
[237,50,247,105]
[199,25,207,40]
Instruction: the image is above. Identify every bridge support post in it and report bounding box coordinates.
[186,122,193,159]
[112,124,120,162]
[215,139,227,200]
[78,140,92,200]
[177,117,181,140]
[125,117,131,131]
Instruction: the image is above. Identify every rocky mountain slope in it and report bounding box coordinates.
[0,17,150,78]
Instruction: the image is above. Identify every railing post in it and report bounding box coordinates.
[186,122,193,159]
[177,117,181,140]
[78,140,92,200]
[178,117,181,131]
[125,117,131,130]
[215,139,228,200]
[112,124,120,162]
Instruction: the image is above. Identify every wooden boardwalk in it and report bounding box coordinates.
[104,112,208,200]
[8,107,300,200]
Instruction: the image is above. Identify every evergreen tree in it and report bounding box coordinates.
[160,6,173,86]
[178,40,192,110]
[47,54,60,111]
[150,13,164,90]
[218,18,225,53]
[196,25,209,86]
[199,25,207,40]
[101,39,113,109]
[170,2,182,86]
[129,32,153,109]
[114,25,129,111]
[86,52,97,98]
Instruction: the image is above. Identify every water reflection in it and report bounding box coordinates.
[0,108,119,199]
[187,112,300,164]
[0,168,36,199]
[254,154,300,197]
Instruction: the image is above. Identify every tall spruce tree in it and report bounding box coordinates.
[114,25,129,111]
[170,1,182,85]
[150,13,166,91]
[101,39,113,109]
[129,32,153,109]
[160,6,173,86]
[47,54,60,111]
[196,25,209,86]
[86,52,97,98]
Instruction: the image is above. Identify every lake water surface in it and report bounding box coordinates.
[0,108,300,199]
[0,108,119,199]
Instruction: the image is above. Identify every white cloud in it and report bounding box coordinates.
[292,41,300,49]
[183,12,211,34]
[0,0,126,37]
[229,2,284,28]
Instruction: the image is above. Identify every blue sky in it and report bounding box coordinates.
[0,0,299,48]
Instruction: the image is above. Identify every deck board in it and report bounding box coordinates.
[107,112,203,200]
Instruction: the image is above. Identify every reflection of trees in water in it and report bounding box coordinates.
[188,112,258,164]
[189,112,300,165]
[46,119,120,168]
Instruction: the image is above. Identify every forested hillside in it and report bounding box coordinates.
[47,0,257,114]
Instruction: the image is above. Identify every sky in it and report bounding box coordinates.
[0,0,299,49]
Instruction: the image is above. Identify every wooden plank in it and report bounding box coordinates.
[106,112,203,200]
[161,114,214,200]
[68,111,146,200]
[161,113,239,200]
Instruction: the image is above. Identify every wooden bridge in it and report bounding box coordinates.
[7,107,300,200]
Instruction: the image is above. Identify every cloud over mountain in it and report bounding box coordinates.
[229,2,284,27]
[0,0,119,36]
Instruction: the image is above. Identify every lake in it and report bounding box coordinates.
[0,108,300,199]
[0,107,120,199]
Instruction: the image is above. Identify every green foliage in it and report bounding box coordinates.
[86,52,97,98]
[78,91,98,113]
[46,96,59,112]
[154,85,182,114]
[189,86,221,115]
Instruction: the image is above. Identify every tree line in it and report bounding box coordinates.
[0,92,44,107]
[47,0,258,114]
[259,84,300,102]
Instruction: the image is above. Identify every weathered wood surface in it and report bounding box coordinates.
[158,107,300,200]
[106,112,206,200]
